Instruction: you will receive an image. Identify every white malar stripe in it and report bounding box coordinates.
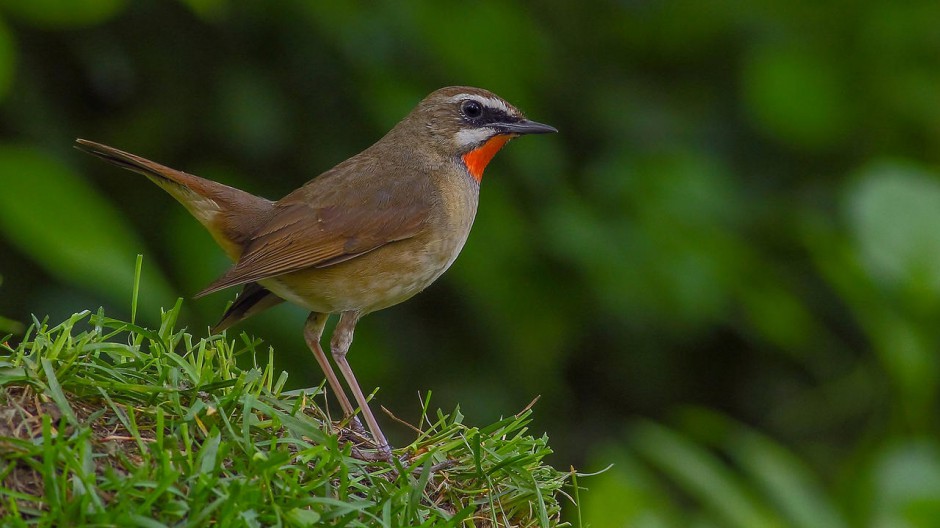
[454,127,494,148]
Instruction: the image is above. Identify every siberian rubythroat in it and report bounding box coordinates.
[76,86,557,458]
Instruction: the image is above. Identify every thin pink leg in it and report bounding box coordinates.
[303,313,357,420]
[331,310,391,457]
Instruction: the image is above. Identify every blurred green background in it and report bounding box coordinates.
[2,1,940,526]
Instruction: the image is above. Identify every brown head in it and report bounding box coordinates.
[383,86,557,183]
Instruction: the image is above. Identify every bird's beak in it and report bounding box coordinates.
[498,119,558,136]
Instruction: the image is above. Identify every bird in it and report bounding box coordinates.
[75,86,557,459]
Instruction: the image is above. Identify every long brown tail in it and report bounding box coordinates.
[75,139,274,260]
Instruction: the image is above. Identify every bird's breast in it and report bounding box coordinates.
[262,167,480,315]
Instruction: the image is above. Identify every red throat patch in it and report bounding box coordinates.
[461,136,511,183]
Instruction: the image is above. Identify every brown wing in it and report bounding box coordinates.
[195,164,432,297]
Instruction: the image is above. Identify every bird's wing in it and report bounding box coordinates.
[196,172,432,297]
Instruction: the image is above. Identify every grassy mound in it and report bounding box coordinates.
[0,302,579,527]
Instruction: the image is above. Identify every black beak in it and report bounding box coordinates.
[498,119,558,136]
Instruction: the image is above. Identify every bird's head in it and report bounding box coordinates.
[402,86,557,182]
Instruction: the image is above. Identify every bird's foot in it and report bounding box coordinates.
[346,414,367,436]
[395,452,457,474]
[348,442,394,462]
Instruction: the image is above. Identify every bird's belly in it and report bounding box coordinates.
[259,231,468,315]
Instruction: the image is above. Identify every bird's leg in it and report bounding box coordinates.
[303,313,363,433]
[331,310,392,458]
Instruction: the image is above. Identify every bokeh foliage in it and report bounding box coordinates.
[0,1,939,526]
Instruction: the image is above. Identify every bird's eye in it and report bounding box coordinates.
[461,100,483,119]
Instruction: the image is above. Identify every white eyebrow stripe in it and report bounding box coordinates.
[446,93,513,115]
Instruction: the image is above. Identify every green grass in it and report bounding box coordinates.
[0,301,579,527]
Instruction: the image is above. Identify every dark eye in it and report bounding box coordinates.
[461,100,483,119]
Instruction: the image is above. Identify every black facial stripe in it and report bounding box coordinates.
[461,105,520,127]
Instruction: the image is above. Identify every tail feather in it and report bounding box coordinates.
[75,138,274,259]
[212,282,285,333]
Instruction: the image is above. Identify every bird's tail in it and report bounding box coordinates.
[75,139,273,260]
